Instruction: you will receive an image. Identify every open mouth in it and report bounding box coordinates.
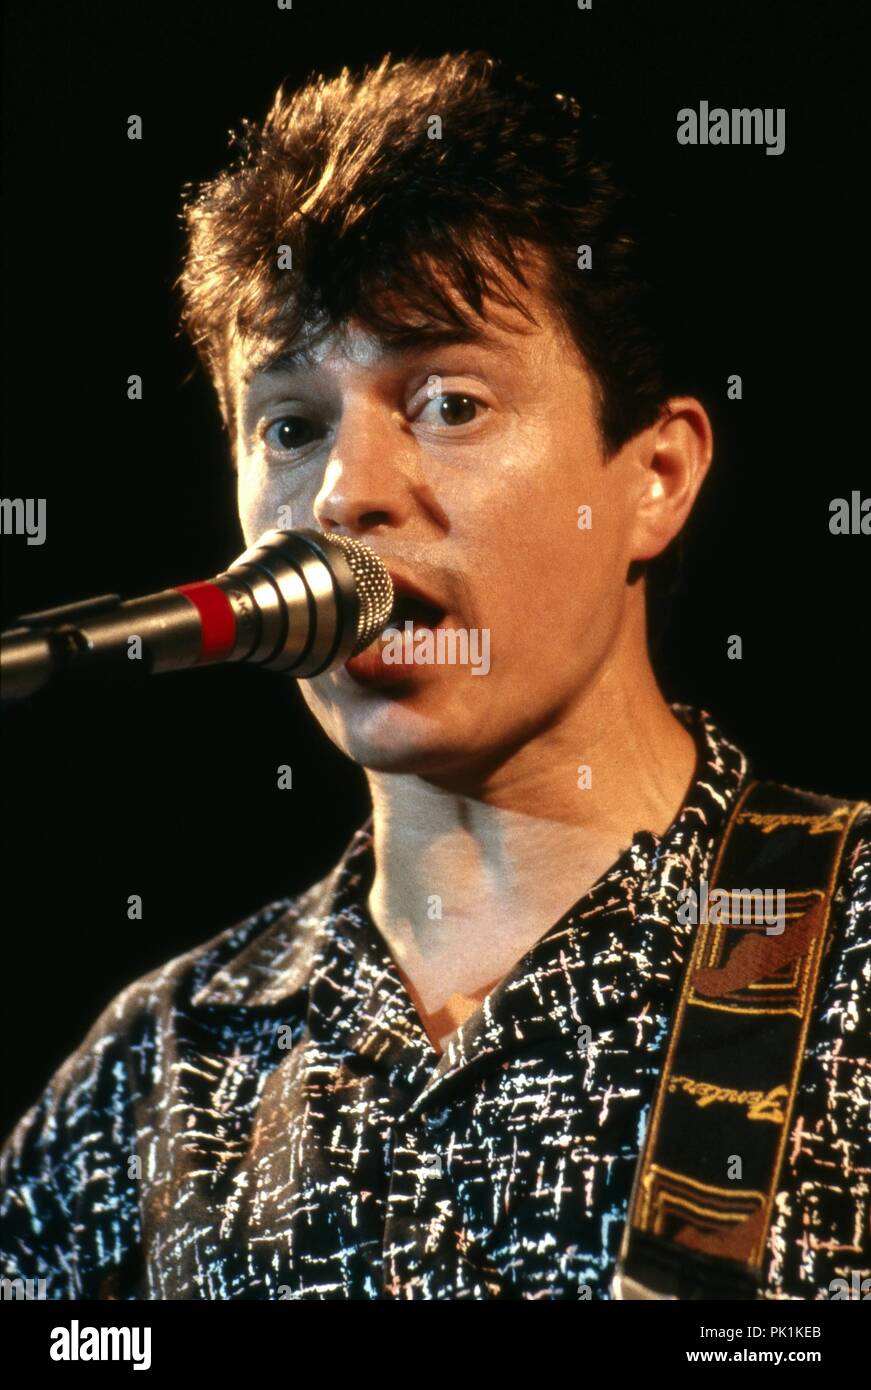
[388,592,447,630]
[342,570,450,686]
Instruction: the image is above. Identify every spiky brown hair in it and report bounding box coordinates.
[178,51,680,455]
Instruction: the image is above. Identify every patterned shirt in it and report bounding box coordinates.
[1,707,868,1300]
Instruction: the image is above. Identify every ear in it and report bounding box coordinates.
[626,397,713,563]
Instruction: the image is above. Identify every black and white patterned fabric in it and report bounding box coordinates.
[1,707,868,1299]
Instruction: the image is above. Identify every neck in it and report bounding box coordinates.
[364,637,698,1007]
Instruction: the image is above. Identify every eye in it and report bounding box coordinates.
[418,393,482,427]
[264,416,322,452]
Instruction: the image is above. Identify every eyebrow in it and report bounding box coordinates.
[247,324,518,382]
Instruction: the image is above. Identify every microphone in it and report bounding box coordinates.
[0,529,394,700]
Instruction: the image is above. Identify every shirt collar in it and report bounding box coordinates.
[403,705,748,1111]
[193,707,749,1112]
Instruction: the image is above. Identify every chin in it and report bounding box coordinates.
[303,673,498,778]
[333,706,479,777]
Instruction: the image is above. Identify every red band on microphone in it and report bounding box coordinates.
[174,582,236,663]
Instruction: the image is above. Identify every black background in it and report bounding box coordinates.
[1,0,868,1137]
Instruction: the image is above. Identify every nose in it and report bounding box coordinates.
[313,400,413,538]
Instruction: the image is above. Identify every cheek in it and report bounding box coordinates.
[477,502,627,669]
[238,456,324,545]
[236,458,270,545]
[475,458,621,600]
[237,464,298,545]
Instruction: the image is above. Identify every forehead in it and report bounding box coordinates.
[227,255,576,397]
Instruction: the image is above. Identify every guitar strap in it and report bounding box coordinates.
[613,778,868,1300]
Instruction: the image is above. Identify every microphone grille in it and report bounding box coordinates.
[320,533,395,655]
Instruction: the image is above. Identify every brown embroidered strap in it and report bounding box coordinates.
[613,779,868,1300]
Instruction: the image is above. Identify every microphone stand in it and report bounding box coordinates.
[1,595,125,700]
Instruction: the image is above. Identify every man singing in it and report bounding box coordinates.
[1,52,868,1300]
